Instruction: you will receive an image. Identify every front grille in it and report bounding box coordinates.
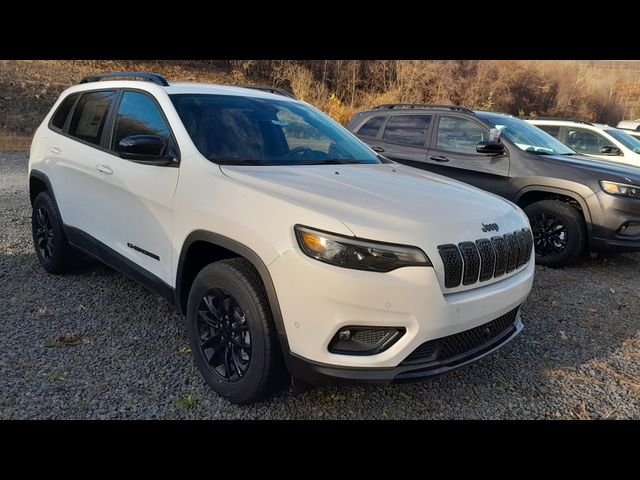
[438,244,463,288]
[458,242,480,285]
[401,307,519,365]
[438,228,532,289]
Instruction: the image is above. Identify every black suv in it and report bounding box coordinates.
[348,104,640,267]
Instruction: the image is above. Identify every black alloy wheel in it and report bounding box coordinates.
[531,213,567,256]
[523,199,586,267]
[34,207,55,259]
[197,288,251,382]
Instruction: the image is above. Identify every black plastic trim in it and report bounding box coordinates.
[175,230,292,365]
[328,327,405,356]
[288,316,523,385]
[238,85,296,99]
[64,225,174,304]
[80,72,169,86]
[29,170,57,206]
[373,103,474,113]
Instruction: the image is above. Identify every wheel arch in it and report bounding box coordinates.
[29,170,56,206]
[175,230,291,359]
[513,186,594,242]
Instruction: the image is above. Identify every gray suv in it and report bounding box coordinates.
[348,104,640,267]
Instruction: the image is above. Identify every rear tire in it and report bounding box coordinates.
[31,192,77,273]
[186,258,288,404]
[524,199,586,267]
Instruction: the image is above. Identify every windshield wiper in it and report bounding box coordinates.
[207,155,265,166]
[296,159,354,165]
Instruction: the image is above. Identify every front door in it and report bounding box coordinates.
[423,114,510,196]
[94,90,179,285]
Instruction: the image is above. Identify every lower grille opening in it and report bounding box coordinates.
[401,307,519,365]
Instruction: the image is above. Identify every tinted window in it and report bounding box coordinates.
[566,128,609,155]
[112,91,171,150]
[536,124,561,138]
[605,129,640,153]
[68,91,116,145]
[50,93,79,131]
[477,112,575,155]
[170,94,380,165]
[356,116,385,138]
[382,115,431,146]
[436,116,487,154]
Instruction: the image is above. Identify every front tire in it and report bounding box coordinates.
[31,192,76,273]
[524,199,587,267]
[186,258,287,404]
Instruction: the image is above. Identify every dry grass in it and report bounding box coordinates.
[1,60,639,141]
[544,335,640,419]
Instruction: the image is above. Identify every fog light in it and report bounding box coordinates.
[329,327,405,356]
[618,222,640,237]
[338,330,352,341]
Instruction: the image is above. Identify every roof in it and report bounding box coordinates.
[62,78,297,102]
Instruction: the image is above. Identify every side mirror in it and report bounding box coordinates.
[117,135,171,161]
[600,144,621,155]
[476,141,506,156]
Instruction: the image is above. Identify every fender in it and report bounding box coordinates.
[512,185,598,239]
[175,230,292,359]
[29,169,58,206]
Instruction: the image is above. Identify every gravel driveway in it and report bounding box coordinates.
[1,151,639,419]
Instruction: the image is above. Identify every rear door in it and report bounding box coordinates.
[423,114,509,196]
[48,90,117,237]
[375,114,433,167]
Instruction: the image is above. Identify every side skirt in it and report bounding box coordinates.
[64,225,176,306]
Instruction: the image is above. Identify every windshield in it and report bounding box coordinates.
[477,112,576,155]
[170,94,380,165]
[606,129,640,153]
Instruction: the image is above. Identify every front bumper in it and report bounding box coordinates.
[288,312,523,385]
[591,191,640,252]
[269,246,534,376]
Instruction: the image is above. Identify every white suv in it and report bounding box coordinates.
[28,72,534,403]
[528,118,640,166]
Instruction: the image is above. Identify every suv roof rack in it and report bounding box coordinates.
[526,116,594,126]
[239,85,296,99]
[79,72,169,87]
[373,103,474,113]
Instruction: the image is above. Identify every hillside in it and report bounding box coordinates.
[1,60,639,149]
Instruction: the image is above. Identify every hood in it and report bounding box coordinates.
[537,154,640,184]
[220,163,528,246]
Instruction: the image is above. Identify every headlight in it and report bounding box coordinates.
[600,180,640,199]
[294,225,432,272]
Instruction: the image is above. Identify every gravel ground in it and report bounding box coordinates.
[1,150,639,419]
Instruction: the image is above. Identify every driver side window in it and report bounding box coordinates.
[436,116,488,154]
[565,128,609,155]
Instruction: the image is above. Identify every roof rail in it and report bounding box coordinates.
[79,72,169,87]
[526,116,594,126]
[373,103,474,114]
[239,85,296,99]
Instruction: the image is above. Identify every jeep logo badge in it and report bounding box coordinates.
[482,223,499,233]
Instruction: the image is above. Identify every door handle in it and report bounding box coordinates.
[371,146,385,153]
[430,156,450,163]
[95,164,113,175]
[49,147,61,155]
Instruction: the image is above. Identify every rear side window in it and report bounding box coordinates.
[356,116,385,138]
[50,93,79,131]
[68,91,116,146]
[536,124,561,138]
[112,91,171,150]
[383,115,432,146]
